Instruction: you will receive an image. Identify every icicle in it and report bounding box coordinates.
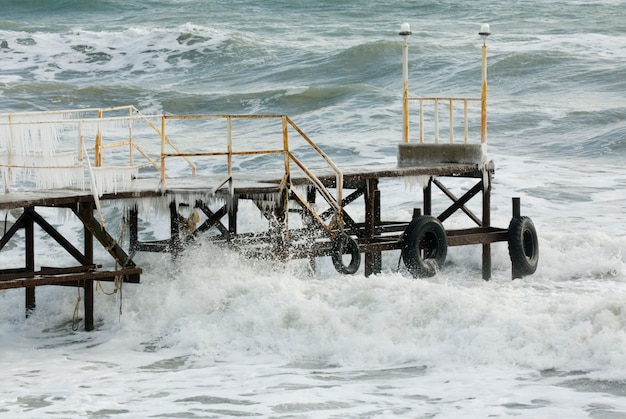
[403,175,433,190]
[91,166,138,195]
[0,151,77,167]
[33,166,86,190]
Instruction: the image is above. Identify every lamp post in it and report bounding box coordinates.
[479,23,491,144]
[399,22,412,143]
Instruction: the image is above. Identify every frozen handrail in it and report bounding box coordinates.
[0,107,346,232]
[0,105,193,194]
[408,97,481,144]
[160,114,345,231]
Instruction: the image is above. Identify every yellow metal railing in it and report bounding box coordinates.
[401,24,490,145]
[159,114,344,227]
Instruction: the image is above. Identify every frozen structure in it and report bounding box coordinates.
[0,25,539,332]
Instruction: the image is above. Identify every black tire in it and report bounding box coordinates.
[508,216,539,277]
[331,234,361,275]
[401,216,447,278]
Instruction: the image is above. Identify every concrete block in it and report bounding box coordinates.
[397,143,485,166]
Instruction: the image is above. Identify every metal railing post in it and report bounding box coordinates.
[95,110,103,167]
[160,116,166,191]
[282,116,290,175]
[449,98,454,144]
[479,24,491,144]
[128,107,134,166]
[400,23,412,143]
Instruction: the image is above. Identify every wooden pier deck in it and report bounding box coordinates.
[1,155,527,331]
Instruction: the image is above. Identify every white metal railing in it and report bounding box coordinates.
[408,97,482,144]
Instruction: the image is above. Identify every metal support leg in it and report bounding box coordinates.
[83,279,94,331]
[25,208,35,317]
[228,197,238,237]
[365,178,381,276]
[424,179,432,216]
[128,206,138,258]
[512,197,522,280]
[482,172,492,281]
[169,201,181,257]
[82,202,94,331]
[306,187,316,272]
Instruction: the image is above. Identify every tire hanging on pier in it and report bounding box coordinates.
[331,233,361,275]
[507,216,539,277]
[401,215,447,278]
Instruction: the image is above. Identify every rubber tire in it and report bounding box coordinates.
[331,234,361,275]
[508,216,539,277]
[401,216,447,278]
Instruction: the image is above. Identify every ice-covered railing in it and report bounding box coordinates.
[408,97,483,144]
[160,114,344,231]
[0,107,345,229]
[0,105,195,195]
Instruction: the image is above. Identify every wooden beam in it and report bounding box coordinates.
[364,178,382,276]
[433,179,482,225]
[0,267,142,290]
[0,210,26,251]
[26,208,90,265]
[72,205,136,268]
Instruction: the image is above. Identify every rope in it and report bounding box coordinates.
[96,280,118,296]
[116,275,123,319]
[71,287,81,332]
[94,216,127,321]
[396,253,403,273]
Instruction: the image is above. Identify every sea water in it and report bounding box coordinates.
[1,0,626,417]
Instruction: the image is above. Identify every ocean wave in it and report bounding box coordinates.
[0,24,233,84]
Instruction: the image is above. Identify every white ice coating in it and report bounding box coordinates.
[0,110,142,195]
[403,175,434,190]
[480,142,490,188]
[401,144,490,191]
[110,191,278,221]
[91,166,138,195]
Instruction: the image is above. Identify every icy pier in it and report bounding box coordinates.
[0,28,539,330]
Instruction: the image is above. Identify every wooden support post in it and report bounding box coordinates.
[364,178,382,276]
[306,187,316,272]
[482,172,492,281]
[271,189,289,260]
[25,287,35,317]
[25,208,35,316]
[512,197,521,218]
[228,197,238,236]
[82,202,94,331]
[128,206,138,258]
[169,201,181,257]
[424,178,432,216]
[83,279,94,331]
[511,197,522,281]
[306,187,316,205]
